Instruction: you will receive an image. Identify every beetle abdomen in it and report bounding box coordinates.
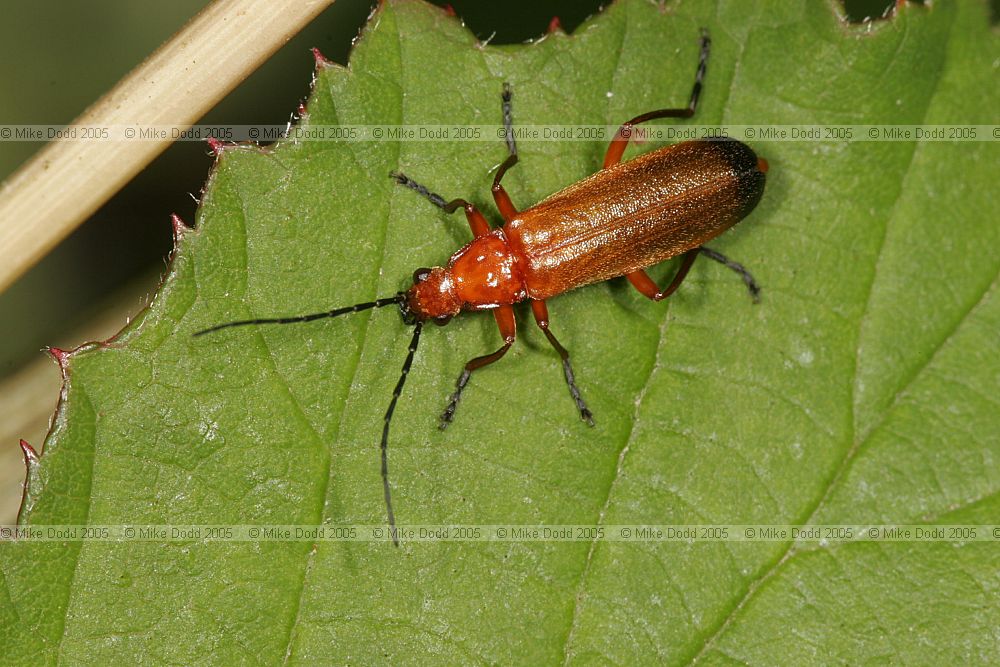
[505,139,766,300]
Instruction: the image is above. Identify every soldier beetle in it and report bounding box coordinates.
[196,30,768,544]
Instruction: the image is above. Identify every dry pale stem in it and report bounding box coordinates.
[0,0,335,294]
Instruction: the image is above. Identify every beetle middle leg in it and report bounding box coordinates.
[390,172,492,238]
[440,305,516,429]
[603,30,710,168]
[628,246,760,302]
[531,300,594,426]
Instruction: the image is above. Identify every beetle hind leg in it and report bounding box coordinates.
[628,247,760,302]
[531,300,594,426]
[699,246,761,302]
[627,249,700,301]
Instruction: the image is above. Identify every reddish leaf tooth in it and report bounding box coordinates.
[19,439,39,466]
[206,136,227,157]
[46,347,70,374]
[170,213,191,246]
[311,47,332,68]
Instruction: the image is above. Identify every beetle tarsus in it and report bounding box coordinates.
[562,357,595,426]
[698,246,761,303]
[391,171,449,210]
[500,82,516,158]
[440,369,472,429]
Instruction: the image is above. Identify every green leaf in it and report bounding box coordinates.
[3,0,998,663]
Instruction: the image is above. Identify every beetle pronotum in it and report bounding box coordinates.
[196,30,768,545]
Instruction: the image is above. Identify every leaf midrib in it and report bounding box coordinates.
[277,33,406,667]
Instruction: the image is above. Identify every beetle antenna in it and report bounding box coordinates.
[383,320,423,547]
[192,294,405,337]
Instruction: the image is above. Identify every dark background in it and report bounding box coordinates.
[0,0,931,376]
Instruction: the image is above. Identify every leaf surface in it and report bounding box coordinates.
[2,1,998,663]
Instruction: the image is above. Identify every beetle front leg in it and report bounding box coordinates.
[440,305,516,429]
[491,83,520,222]
[390,172,491,238]
[531,300,594,426]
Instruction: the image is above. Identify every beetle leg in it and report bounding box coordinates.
[443,199,492,238]
[492,83,520,222]
[603,30,710,169]
[531,300,594,426]
[627,249,699,301]
[440,305,516,429]
[630,247,762,302]
[699,246,761,302]
[390,172,491,238]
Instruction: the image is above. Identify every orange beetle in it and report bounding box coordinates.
[197,31,768,543]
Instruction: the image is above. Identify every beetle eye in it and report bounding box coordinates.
[413,267,432,284]
[433,315,452,326]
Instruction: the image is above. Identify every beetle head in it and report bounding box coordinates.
[401,266,459,325]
